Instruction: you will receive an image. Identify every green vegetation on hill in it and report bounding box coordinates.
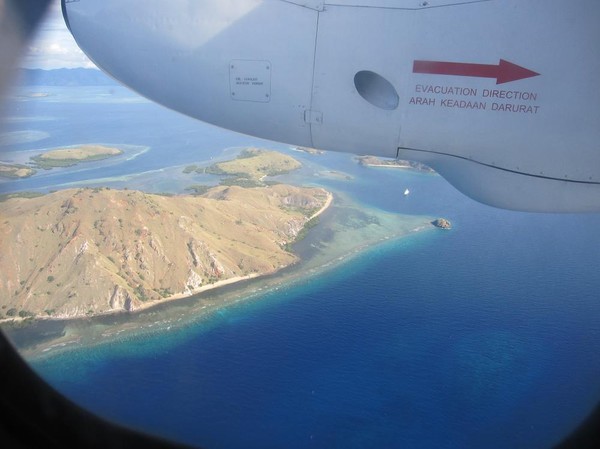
[183,165,204,174]
[185,149,302,190]
[185,185,211,195]
[282,216,320,252]
[220,178,263,188]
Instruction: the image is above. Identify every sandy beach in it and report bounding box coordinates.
[309,190,333,220]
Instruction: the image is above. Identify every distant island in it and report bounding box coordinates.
[31,145,123,169]
[0,145,124,178]
[292,146,324,155]
[185,148,302,188]
[0,184,331,321]
[432,218,452,229]
[0,163,36,179]
[207,148,301,180]
[356,156,435,174]
[317,170,353,181]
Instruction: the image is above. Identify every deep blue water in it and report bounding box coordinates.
[3,86,600,449]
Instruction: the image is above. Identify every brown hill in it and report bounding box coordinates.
[0,185,329,320]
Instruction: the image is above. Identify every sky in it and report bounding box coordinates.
[21,0,97,70]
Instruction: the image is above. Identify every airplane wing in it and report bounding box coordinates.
[61,0,600,212]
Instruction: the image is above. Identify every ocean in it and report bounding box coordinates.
[2,85,600,449]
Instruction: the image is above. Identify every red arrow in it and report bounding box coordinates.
[413,59,540,84]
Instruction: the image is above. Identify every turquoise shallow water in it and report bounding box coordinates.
[30,212,600,449]
[3,85,600,449]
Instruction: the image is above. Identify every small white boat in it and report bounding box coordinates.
[404,188,410,196]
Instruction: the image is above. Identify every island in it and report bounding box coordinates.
[205,148,301,185]
[0,163,36,179]
[292,146,324,155]
[182,164,204,175]
[356,156,435,174]
[31,144,123,169]
[316,170,354,181]
[432,218,452,229]
[0,184,331,321]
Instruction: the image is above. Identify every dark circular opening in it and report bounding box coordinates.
[354,70,399,110]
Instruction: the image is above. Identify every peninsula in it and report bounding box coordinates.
[0,184,331,321]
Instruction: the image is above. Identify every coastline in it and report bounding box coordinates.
[122,274,261,316]
[0,188,334,326]
[0,143,145,168]
[308,190,333,220]
[107,189,334,317]
[6,192,436,360]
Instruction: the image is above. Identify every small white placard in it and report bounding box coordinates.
[229,60,271,103]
